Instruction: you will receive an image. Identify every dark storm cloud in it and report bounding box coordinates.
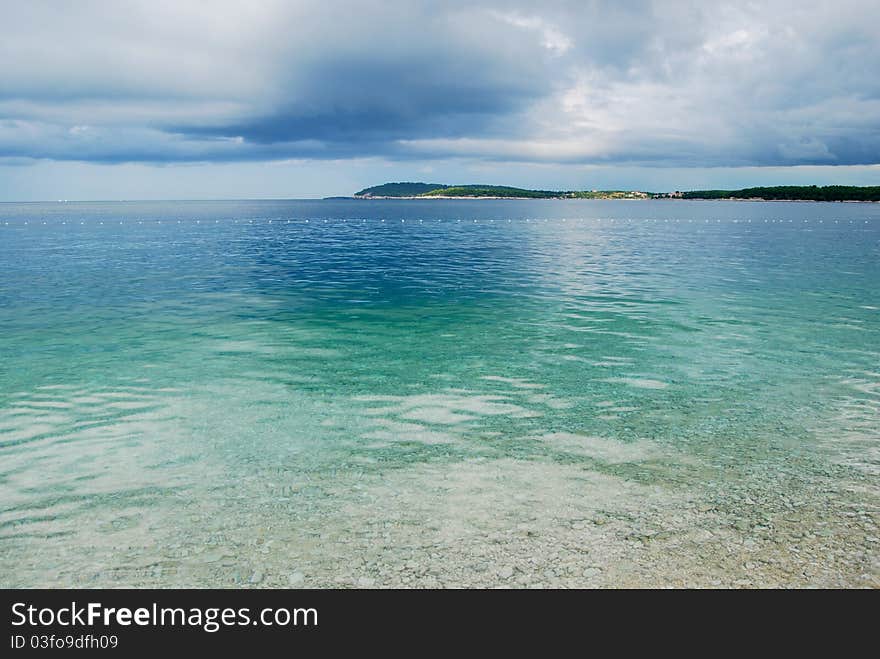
[172,50,547,145]
[1,0,879,167]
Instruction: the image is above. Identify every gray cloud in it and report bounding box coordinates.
[1,0,879,167]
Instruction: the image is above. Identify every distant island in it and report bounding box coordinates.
[347,182,880,202]
[353,182,648,200]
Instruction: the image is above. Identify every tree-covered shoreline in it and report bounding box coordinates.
[663,186,880,202]
[352,182,880,202]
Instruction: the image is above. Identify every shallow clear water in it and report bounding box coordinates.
[1,199,878,587]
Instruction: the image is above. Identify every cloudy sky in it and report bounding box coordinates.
[1,0,879,199]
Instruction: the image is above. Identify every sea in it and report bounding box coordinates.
[1,198,878,587]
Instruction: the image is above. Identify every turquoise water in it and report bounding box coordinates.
[1,199,878,587]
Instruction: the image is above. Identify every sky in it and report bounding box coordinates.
[1,0,879,200]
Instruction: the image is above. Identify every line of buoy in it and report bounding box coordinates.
[1,217,875,227]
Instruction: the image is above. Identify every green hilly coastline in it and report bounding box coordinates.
[351,182,880,202]
[354,182,448,196]
[354,182,648,199]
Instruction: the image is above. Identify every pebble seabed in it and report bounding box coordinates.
[2,418,877,588]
